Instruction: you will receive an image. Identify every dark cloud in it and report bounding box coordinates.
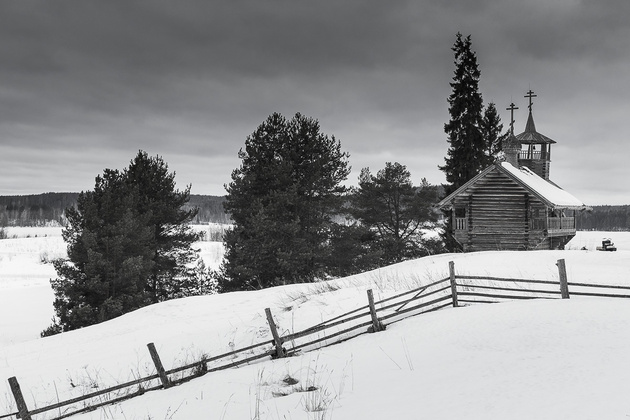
[0,1,628,204]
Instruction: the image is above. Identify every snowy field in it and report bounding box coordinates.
[0,229,629,419]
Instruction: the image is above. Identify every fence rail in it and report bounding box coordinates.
[4,258,628,420]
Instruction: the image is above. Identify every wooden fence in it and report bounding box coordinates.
[4,258,630,420]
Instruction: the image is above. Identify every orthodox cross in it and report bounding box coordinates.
[506,102,519,134]
[524,89,537,112]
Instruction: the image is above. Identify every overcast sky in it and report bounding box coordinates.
[1,0,628,205]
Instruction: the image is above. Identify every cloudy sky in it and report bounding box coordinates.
[1,0,628,205]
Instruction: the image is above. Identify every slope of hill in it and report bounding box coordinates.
[1,231,629,419]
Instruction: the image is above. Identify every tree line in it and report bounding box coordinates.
[0,193,229,227]
[577,206,630,231]
[2,192,624,233]
[0,193,79,227]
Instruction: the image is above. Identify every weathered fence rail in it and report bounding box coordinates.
[4,258,629,420]
[456,276,563,304]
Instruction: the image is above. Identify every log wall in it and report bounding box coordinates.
[451,169,553,251]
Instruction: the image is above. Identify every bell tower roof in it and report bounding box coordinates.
[515,89,556,145]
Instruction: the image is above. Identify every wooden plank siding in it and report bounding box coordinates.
[450,168,573,251]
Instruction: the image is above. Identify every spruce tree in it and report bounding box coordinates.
[220,112,350,291]
[46,170,155,333]
[440,33,486,195]
[482,102,508,162]
[44,151,202,335]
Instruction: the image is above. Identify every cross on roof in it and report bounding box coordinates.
[525,89,537,112]
[506,102,519,134]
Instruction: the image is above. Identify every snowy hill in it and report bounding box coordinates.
[1,231,629,419]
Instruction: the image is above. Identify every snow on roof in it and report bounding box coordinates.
[500,162,587,209]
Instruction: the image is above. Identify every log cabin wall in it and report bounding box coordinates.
[451,168,549,251]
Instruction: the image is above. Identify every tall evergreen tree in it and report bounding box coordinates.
[46,170,155,333]
[124,151,201,302]
[482,102,508,162]
[220,112,350,291]
[440,32,486,195]
[44,151,202,335]
[350,162,440,265]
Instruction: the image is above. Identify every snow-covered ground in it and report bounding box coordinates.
[0,230,629,419]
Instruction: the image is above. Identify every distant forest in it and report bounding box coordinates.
[576,205,630,231]
[0,193,628,231]
[0,193,230,226]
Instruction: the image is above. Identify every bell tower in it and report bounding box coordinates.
[503,102,520,167]
[515,90,556,180]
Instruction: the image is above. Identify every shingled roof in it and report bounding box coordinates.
[515,111,556,145]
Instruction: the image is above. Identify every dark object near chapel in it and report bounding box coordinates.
[597,238,617,252]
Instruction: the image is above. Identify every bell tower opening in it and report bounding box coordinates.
[515,90,556,180]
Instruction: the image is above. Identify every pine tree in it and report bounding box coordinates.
[220,112,350,291]
[44,151,202,335]
[350,162,440,265]
[440,33,486,195]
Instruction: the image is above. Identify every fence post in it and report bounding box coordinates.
[366,289,385,332]
[449,261,459,307]
[265,308,286,358]
[8,377,32,420]
[147,343,171,388]
[556,258,570,299]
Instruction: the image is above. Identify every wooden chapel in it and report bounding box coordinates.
[436,90,590,251]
